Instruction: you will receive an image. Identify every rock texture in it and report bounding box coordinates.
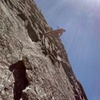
[0,0,87,100]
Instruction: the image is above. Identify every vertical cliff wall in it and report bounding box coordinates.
[0,0,87,100]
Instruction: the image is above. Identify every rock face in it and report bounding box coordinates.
[0,0,87,100]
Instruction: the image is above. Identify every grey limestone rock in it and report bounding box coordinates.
[0,0,87,100]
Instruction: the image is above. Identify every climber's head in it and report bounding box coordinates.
[58,28,66,33]
[57,26,66,31]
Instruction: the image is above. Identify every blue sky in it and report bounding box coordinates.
[34,0,100,100]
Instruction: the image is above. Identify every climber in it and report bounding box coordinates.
[44,26,66,37]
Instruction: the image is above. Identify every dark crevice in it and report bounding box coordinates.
[29,15,37,25]
[17,12,27,22]
[42,49,48,56]
[73,86,80,100]
[77,80,88,100]
[4,0,39,42]
[9,61,29,100]
[16,7,39,42]
[26,22,39,42]
[61,62,73,77]
[4,0,15,9]
[53,50,57,58]
[49,55,55,65]
[61,61,88,100]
